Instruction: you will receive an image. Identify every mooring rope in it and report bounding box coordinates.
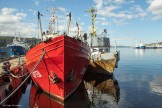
[9,72,29,78]
[0,50,46,105]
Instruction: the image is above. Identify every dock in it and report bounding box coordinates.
[0,56,26,75]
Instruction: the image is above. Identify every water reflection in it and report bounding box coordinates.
[0,70,120,107]
[149,76,162,95]
[0,75,29,107]
[29,72,120,108]
[30,82,91,108]
[84,72,120,108]
[134,49,145,56]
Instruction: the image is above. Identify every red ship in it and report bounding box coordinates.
[26,7,90,102]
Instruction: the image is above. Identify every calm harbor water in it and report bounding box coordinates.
[1,48,162,108]
[114,48,162,108]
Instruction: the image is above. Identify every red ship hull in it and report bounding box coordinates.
[26,35,90,101]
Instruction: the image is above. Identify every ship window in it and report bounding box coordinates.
[93,49,97,52]
[105,49,109,52]
[99,49,103,52]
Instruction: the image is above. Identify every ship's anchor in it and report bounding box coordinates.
[49,71,60,84]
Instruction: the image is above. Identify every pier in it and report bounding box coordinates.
[0,56,26,75]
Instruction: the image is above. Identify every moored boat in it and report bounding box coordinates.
[134,42,145,49]
[7,37,30,51]
[86,7,120,75]
[6,37,30,57]
[26,6,90,102]
[139,42,145,49]
[6,46,26,57]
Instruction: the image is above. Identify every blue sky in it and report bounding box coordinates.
[0,0,162,46]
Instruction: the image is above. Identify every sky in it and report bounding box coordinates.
[0,0,162,46]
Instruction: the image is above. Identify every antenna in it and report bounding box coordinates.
[45,0,59,35]
[86,7,97,37]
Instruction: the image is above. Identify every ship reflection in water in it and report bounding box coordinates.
[30,82,90,108]
[134,49,145,56]
[84,72,120,108]
[0,71,119,108]
[0,74,29,107]
[30,71,120,108]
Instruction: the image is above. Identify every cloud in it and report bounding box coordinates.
[34,0,39,6]
[0,8,26,24]
[101,21,110,26]
[148,0,162,20]
[96,17,106,21]
[0,8,37,37]
[97,5,119,17]
[92,0,149,26]
[97,5,147,19]
[1,8,16,15]
[57,7,67,13]
[93,0,103,9]
[133,5,148,18]
[28,9,37,16]
[113,19,128,26]
[114,0,125,4]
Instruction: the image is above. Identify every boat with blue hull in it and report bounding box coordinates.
[134,42,145,49]
[6,37,30,57]
[1,46,26,60]
[7,37,30,51]
[7,46,26,57]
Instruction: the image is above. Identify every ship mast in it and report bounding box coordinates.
[86,7,97,37]
[38,11,43,41]
[48,6,57,35]
[67,12,71,36]
[47,0,58,35]
[86,7,97,47]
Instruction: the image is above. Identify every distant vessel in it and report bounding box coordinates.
[6,37,30,57]
[26,5,90,102]
[7,37,30,51]
[6,46,26,57]
[134,42,145,49]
